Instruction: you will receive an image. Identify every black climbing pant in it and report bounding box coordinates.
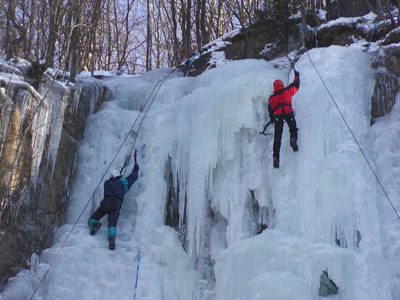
[273,113,298,160]
[89,197,122,228]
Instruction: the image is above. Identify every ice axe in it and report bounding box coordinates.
[259,120,274,136]
[120,154,131,174]
[286,55,297,73]
[134,149,138,165]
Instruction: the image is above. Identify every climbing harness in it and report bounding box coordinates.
[133,249,141,300]
[28,69,176,300]
[275,104,292,115]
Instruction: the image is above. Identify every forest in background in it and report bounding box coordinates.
[0,0,398,78]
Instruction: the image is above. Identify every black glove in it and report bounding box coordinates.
[133,163,139,171]
[294,70,300,77]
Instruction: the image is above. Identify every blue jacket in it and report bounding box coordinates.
[104,169,138,202]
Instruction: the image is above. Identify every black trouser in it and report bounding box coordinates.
[89,197,122,228]
[273,113,298,160]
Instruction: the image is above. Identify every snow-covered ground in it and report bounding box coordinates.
[1,46,400,300]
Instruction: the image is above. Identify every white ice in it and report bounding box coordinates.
[2,46,399,300]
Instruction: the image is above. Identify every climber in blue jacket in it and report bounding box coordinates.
[88,162,139,250]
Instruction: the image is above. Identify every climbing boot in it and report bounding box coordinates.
[273,157,279,169]
[89,222,101,235]
[109,237,116,250]
[290,138,298,152]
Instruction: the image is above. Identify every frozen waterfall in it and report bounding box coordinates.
[1,46,399,300]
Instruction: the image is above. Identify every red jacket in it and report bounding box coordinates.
[268,75,300,117]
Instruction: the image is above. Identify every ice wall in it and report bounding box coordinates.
[133,46,395,300]
[370,92,400,299]
[2,46,399,300]
[215,46,393,300]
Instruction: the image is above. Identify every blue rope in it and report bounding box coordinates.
[314,28,318,48]
[134,249,141,300]
[364,21,378,53]
[185,53,198,77]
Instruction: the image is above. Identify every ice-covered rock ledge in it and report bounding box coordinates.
[0,58,111,285]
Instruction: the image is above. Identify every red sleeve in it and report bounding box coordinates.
[287,75,300,97]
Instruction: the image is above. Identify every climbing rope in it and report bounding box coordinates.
[304,49,400,223]
[363,21,378,53]
[185,53,198,77]
[123,70,173,175]
[28,69,176,300]
[314,27,319,48]
[133,249,141,300]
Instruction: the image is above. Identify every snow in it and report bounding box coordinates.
[208,51,229,69]
[319,12,378,31]
[0,58,24,76]
[79,70,116,78]
[201,29,238,55]
[2,46,400,300]
[0,72,25,83]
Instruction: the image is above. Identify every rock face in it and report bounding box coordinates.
[0,61,111,285]
[371,44,400,121]
[182,23,291,77]
[326,0,377,20]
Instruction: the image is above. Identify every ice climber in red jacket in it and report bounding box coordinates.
[268,70,300,168]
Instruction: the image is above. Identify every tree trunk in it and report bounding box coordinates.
[146,0,152,71]
[70,0,83,82]
[299,0,308,33]
[46,0,63,68]
[90,0,103,76]
[170,0,180,64]
[195,0,202,51]
[216,0,223,38]
[311,0,321,25]
[106,0,112,70]
[185,0,192,58]
[376,0,385,19]
[200,0,209,46]
[5,1,14,60]
[5,1,25,60]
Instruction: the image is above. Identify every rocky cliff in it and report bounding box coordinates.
[0,59,111,285]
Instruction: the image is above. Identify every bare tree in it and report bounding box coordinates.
[46,0,64,67]
[299,0,308,33]
[146,0,152,70]
[5,1,26,60]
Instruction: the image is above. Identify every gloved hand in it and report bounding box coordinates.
[294,70,300,77]
[133,163,140,171]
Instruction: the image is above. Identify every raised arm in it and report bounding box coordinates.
[121,164,139,192]
[287,71,300,96]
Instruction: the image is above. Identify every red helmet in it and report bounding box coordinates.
[273,79,284,90]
